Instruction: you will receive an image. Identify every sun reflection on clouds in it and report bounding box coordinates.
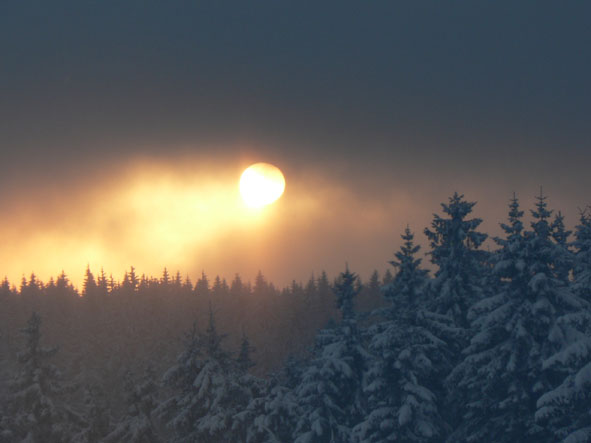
[0,157,282,287]
[0,152,423,290]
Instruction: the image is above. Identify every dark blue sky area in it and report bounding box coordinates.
[1,1,589,193]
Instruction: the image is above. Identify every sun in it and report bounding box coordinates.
[240,163,285,208]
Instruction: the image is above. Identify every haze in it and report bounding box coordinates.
[1,2,589,287]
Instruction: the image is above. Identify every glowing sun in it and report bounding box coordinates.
[240,163,286,208]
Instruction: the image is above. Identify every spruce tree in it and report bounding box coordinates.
[535,212,591,441]
[72,385,111,443]
[121,267,139,293]
[572,208,591,301]
[182,275,193,293]
[161,268,170,287]
[293,268,367,443]
[551,211,574,284]
[97,268,109,296]
[448,193,585,442]
[354,227,446,442]
[241,378,301,443]
[231,274,244,297]
[157,322,201,442]
[103,367,161,443]
[159,308,257,442]
[424,192,488,331]
[536,314,591,442]
[83,266,98,298]
[195,272,210,297]
[317,271,334,321]
[238,329,256,373]
[5,312,81,442]
[212,276,225,297]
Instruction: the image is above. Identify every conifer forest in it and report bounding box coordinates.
[0,192,590,442]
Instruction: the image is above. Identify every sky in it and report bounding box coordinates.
[1,1,590,287]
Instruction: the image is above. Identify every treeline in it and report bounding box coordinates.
[1,191,590,442]
[0,266,388,375]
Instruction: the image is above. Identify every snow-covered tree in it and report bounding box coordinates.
[103,367,161,443]
[72,384,111,443]
[535,210,591,442]
[293,268,367,443]
[0,347,11,443]
[572,208,591,301]
[535,314,591,442]
[424,192,488,331]
[354,227,447,442]
[4,312,82,442]
[551,211,574,284]
[159,308,259,442]
[240,378,301,443]
[157,322,201,442]
[448,193,586,442]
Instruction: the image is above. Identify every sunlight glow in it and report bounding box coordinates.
[240,163,286,208]
[0,159,279,287]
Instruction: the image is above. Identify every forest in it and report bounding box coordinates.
[0,191,590,443]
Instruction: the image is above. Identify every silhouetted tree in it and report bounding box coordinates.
[195,271,210,297]
[231,274,244,297]
[83,266,99,298]
[238,329,256,373]
[161,268,170,287]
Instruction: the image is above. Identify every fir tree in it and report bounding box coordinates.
[83,265,98,298]
[354,227,446,442]
[0,277,12,298]
[159,308,257,442]
[182,275,193,292]
[535,211,591,442]
[97,268,108,296]
[72,385,111,443]
[254,271,270,297]
[304,275,317,300]
[382,269,394,286]
[535,312,591,442]
[104,367,161,443]
[240,378,301,443]
[195,271,210,297]
[122,267,139,293]
[157,322,201,442]
[231,274,244,297]
[108,274,117,293]
[551,211,573,284]
[317,271,332,315]
[293,268,367,443]
[238,329,256,373]
[5,312,82,442]
[212,276,225,297]
[359,270,382,312]
[448,193,585,442]
[572,208,591,301]
[161,268,170,287]
[424,192,488,330]
[173,271,182,288]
